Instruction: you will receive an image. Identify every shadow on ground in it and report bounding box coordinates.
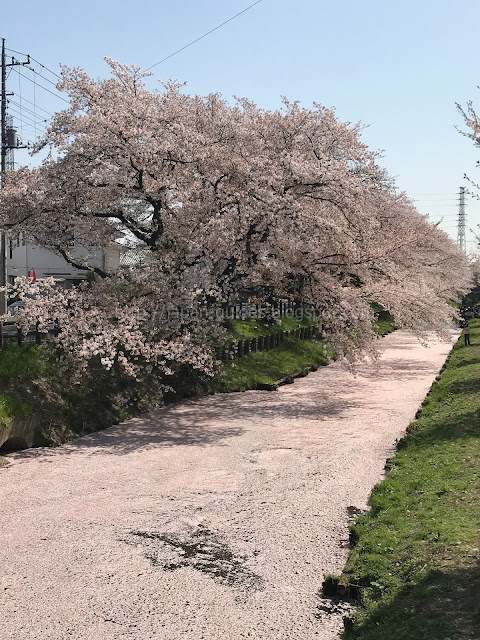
[358,358,438,381]
[346,561,480,640]
[4,349,446,461]
[445,378,480,396]
[402,406,480,452]
[454,356,480,368]
[5,379,364,460]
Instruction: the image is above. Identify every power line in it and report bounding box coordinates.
[9,109,47,137]
[4,45,27,57]
[145,0,263,71]
[4,46,62,80]
[11,94,53,117]
[12,68,69,104]
[29,56,62,80]
[11,125,42,137]
[7,108,48,133]
[8,99,49,124]
[426,215,462,219]
[25,68,61,90]
[11,65,55,120]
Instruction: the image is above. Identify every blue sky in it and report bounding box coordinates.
[3,0,480,250]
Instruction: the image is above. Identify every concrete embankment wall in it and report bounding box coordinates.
[0,415,42,451]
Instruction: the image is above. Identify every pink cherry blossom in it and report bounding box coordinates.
[0,59,472,377]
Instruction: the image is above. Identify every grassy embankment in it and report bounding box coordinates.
[212,313,327,392]
[216,308,395,392]
[0,309,393,442]
[0,314,325,441]
[0,343,41,424]
[327,319,480,640]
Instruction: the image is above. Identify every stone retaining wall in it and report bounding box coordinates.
[0,415,42,451]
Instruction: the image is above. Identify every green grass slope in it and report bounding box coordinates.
[0,343,41,424]
[228,313,318,340]
[0,312,394,445]
[211,337,329,393]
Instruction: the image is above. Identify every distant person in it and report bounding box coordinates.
[464,321,471,346]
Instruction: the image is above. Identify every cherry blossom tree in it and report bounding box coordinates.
[0,59,472,377]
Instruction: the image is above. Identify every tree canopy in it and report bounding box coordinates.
[0,59,472,377]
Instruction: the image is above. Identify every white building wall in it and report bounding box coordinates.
[6,233,122,285]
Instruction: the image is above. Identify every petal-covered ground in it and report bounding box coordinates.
[0,331,455,639]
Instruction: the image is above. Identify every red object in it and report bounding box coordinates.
[27,269,37,282]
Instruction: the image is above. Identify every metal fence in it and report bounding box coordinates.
[1,322,320,352]
[0,303,321,354]
[216,324,319,361]
[0,323,60,347]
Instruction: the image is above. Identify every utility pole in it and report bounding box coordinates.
[1,38,6,316]
[1,38,30,314]
[457,187,467,255]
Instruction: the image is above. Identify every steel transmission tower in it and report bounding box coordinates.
[457,187,467,254]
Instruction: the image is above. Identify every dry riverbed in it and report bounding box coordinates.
[0,331,455,639]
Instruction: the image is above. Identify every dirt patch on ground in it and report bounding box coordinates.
[124,526,264,590]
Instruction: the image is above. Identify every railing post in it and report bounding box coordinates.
[35,321,42,345]
[17,327,23,346]
[0,321,3,348]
